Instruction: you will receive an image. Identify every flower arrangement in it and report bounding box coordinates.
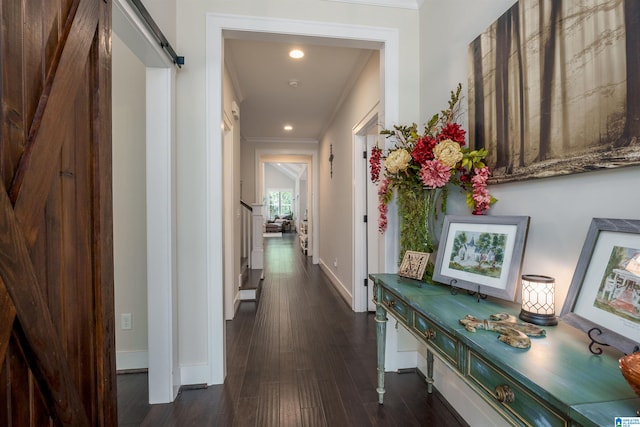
[370,84,496,238]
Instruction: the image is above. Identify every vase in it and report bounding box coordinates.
[397,186,445,275]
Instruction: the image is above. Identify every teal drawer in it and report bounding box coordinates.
[382,289,409,325]
[412,311,458,368]
[466,351,568,427]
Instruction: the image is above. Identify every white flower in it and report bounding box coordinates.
[433,139,463,168]
[384,149,411,174]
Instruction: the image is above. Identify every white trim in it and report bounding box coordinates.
[205,15,226,385]
[113,0,178,404]
[244,136,319,145]
[206,12,400,385]
[116,350,149,371]
[255,149,318,264]
[352,105,379,312]
[112,0,174,68]
[223,114,236,321]
[322,0,420,10]
[146,67,180,404]
[180,364,210,386]
[319,260,352,303]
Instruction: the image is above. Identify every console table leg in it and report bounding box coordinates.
[426,348,434,394]
[375,293,387,404]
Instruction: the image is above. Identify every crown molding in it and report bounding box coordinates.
[322,0,421,10]
[244,136,319,145]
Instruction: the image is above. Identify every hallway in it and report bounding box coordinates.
[118,234,467,426]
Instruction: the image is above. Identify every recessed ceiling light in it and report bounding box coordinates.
[284,125,293,131]
[289,49,304,59]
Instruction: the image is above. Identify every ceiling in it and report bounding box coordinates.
[224,34,376,143]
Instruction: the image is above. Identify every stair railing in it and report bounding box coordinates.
[240,201,264,270]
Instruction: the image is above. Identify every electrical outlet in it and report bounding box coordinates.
[121,313,132,330]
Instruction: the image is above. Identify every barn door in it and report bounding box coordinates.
[0,1,115,426]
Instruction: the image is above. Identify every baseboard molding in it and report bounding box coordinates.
[180,363,210,386]
[414,342,508,426]
[318,259,351,305]
[116,350,148,371]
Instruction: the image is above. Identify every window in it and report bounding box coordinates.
[268,190,292,219]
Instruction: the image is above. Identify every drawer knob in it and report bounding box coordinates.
[388,300,396,307]
[494,385,514,403]
[426,329,436,340]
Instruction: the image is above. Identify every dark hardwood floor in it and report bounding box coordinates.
[118,233,468,426]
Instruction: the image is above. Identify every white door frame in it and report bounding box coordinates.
[113,0,179,404]
[352,106,381,312]
[206,13,399,384]
[256,150,318,263]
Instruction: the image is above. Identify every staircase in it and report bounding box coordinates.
[239,264,263,301]
[239,201,264,301]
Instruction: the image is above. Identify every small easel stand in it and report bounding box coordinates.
[449,279,487,302]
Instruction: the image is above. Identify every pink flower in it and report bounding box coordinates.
[378,202,388,233]
[471,167,491,214]
[420,160,451,188]
[370,146,382,183]
[377,178,390,232]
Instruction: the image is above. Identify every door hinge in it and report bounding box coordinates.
[363,215,368,223]
[364,278,368,287]
[363,150,367,159]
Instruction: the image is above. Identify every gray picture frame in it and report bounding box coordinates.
[560,218,640,355]
[433,215,530,301]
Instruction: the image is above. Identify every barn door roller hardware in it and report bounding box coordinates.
[128,0,185,67]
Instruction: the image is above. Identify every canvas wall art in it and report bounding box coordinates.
[468,0,640,183]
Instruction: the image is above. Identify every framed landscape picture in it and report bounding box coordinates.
[560,218,640,354]
[433,215,530,301]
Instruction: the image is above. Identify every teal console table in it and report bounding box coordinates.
[370,273,640,426]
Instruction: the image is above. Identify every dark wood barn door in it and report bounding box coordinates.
[0,0,115,425]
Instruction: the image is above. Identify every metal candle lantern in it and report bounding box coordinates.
[519,274,558,326]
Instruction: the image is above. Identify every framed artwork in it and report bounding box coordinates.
[433,215,530,301]
[560,218,640,354]
[398,251,430,281]
[468,0,640,183]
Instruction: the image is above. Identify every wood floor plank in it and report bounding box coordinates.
[256,381,279,426]
[118,234,468,426]
[279,380,303,426]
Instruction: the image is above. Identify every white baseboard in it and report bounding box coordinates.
[180,363,211,386]
[239,288,258,300]
[318,259,351,304]
[414,343,509,426]
[116,350,148,371]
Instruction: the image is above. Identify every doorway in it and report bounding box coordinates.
[353,109,382,312]
[112,0,179,404]
[258,153,316,260]
[208,14,400,384]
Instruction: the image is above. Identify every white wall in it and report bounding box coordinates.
[265,164,296,192]
[141,0,176,46]
[175,0,417,382]
[318,51,380,303]
[412,1,640,424]
[419,0,640,328]
[112,33,149,370]
[241,140,318,205]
